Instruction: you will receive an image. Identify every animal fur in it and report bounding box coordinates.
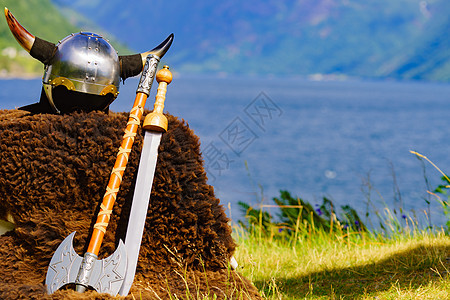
[0,109,261,299]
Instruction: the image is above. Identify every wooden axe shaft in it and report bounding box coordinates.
[87,55,160,256]
[87,93,147,255]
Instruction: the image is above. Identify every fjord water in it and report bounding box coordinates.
[1,77,449,227]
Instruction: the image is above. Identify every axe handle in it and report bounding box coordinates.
[87,93,147,255]
[87,55,160,255]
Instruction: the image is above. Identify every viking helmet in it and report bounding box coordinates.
[4,8,173,114]
[42,32,121,113]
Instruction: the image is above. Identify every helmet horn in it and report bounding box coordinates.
[119,34,174,81]
[140,33,174,65]
[4,7,35,52]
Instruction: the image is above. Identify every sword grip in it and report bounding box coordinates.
[143,65,172,132]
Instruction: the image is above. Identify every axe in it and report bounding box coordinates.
[45,38,172,295]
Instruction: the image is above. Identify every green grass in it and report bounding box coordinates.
[233,225,450,299]
[136,226,449,299]
[228,151,450,299]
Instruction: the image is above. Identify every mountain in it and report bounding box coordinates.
[50,0,450,81]
[2,0,449,81]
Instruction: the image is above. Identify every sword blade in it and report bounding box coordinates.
[118,130,162,296]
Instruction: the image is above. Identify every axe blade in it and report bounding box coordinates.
[46,232,81,294]
[46,232,127,296]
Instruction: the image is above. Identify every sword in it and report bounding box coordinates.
[118,65,172,296]
[45,36,173,296]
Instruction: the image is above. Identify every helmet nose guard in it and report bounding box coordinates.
[42,32,120,113]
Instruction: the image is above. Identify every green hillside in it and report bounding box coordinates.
[0,0,79,76]
[0,0,128,77]
[51,0,450,82]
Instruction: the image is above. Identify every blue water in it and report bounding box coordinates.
[1,77,450,228]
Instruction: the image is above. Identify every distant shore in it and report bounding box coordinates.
[0,72,40,80]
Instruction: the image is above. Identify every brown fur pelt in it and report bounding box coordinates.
[0,109,261,299]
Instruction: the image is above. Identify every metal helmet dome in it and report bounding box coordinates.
[42,32,121,113]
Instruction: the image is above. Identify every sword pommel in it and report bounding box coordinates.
[156,65,173,85]
[143,65,172,132]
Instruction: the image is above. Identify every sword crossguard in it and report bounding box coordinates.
[143,65,172,132]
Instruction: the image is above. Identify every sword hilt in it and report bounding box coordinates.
[143,65,172,132]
